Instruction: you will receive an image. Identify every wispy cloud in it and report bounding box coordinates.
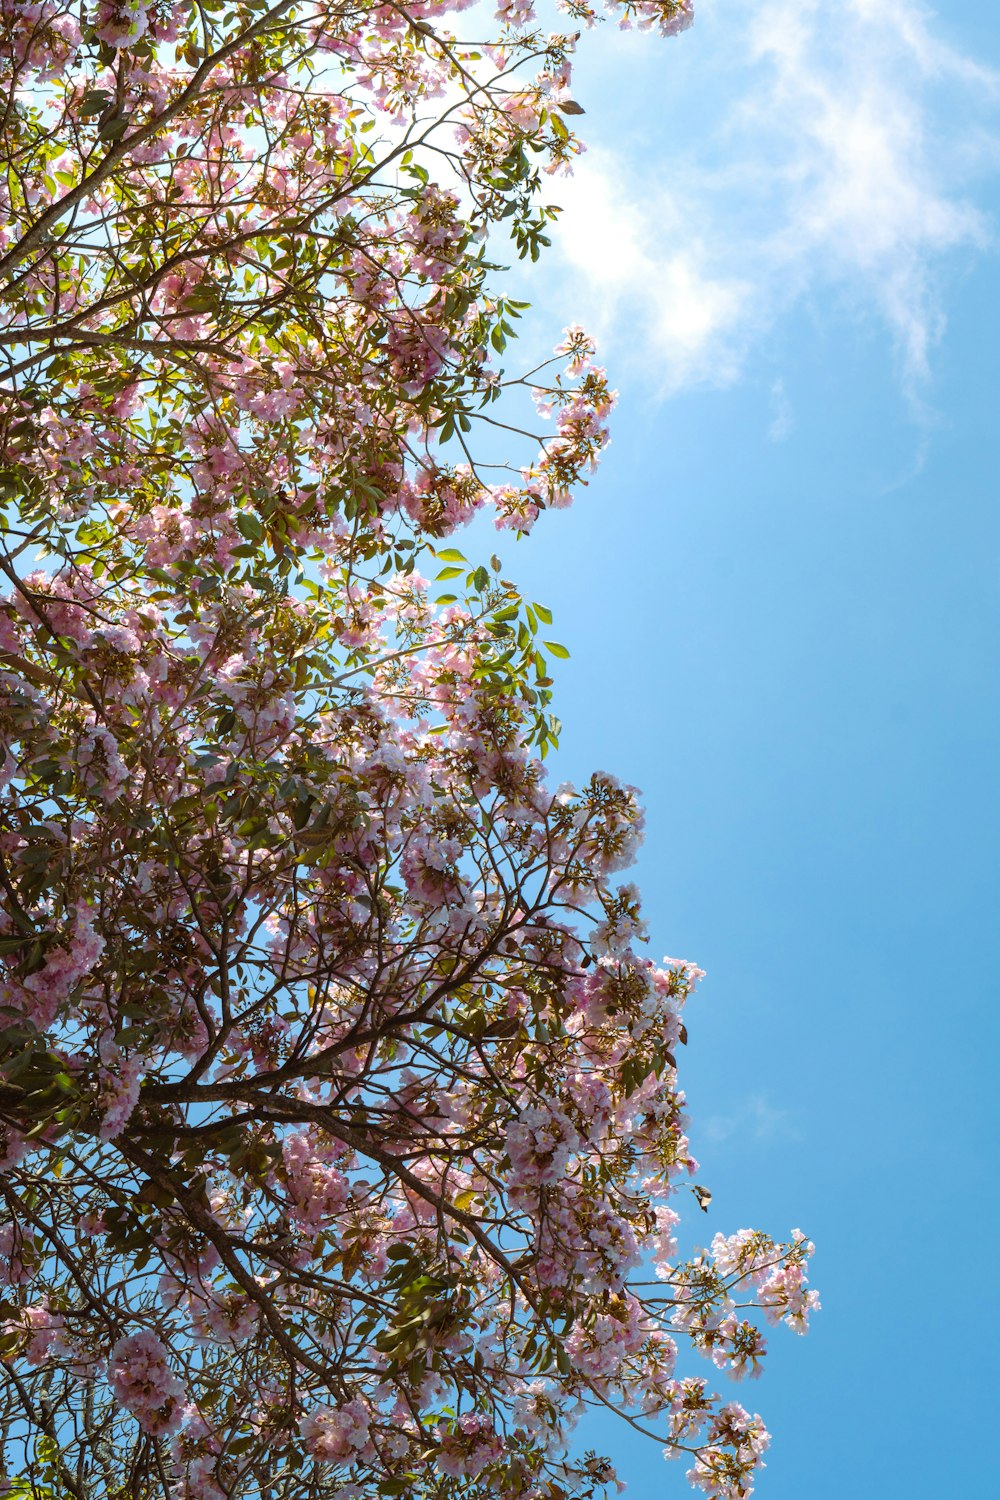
[768,378,794,442]
[702,1092,800,1147]
[548,0,998,399]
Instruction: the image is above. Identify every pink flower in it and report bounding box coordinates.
[92,0,149,49]
[0,1124,27,1172]
[4,1304,62,1365]
[554,324,596,376]
[96,1050,144,1141]
[0,1224,40,1287]
[108,1330,186,1435]
[300,1399,373,1465]
[11,903,104,1030]
[685,1404,770,1499]
[505,1104,581,1187]
[435,1414,504,1479]
[282,1130,350,1230]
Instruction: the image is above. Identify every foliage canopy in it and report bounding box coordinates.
[0,2,816,1498]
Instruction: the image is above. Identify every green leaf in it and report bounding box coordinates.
[98,114,130,142]
[544,641,570,659]
[79,90,112,116]
[236,513,264,541]
[178,287,218,314]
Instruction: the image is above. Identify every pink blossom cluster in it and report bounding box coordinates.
[715,1228,821,1334]
[506,1102,582,1187]
[614,0,695,37]
[169,1408,226,1500]
[92,0,149,47]
[1,902,104,1030]
[683,1404,771,1500]
[564,1293,654,1384]
[2,1302,100,1377]
[0,1123,26,1171]
[188,1288,259,1347]
[300,1400,374,1466]
[95,1034,144,1140]
[435,1412,505,1479]
[0,1223,39,1287]
[3,1304,63,1365]
[282,1129,351,1230]
[108,1331,187,1436]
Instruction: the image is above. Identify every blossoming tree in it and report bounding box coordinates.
[0,0,817,1497]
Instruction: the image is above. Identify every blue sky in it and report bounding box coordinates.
[470,1,1000,1495]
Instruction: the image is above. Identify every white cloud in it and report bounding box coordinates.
[702,1092,800,1146]
[548,0,997,400]
[768,378,794,441]
[550,162,752,390]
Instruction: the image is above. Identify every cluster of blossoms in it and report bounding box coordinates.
[108,1331,187,1437]
[0,1,818,1498]
[0,0,629,561]
[680,1403,771,1499]
[0,900,104,1030]
[0,538,818,1500]
[435,1413,506,1479]
[300,1400,375,1466]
